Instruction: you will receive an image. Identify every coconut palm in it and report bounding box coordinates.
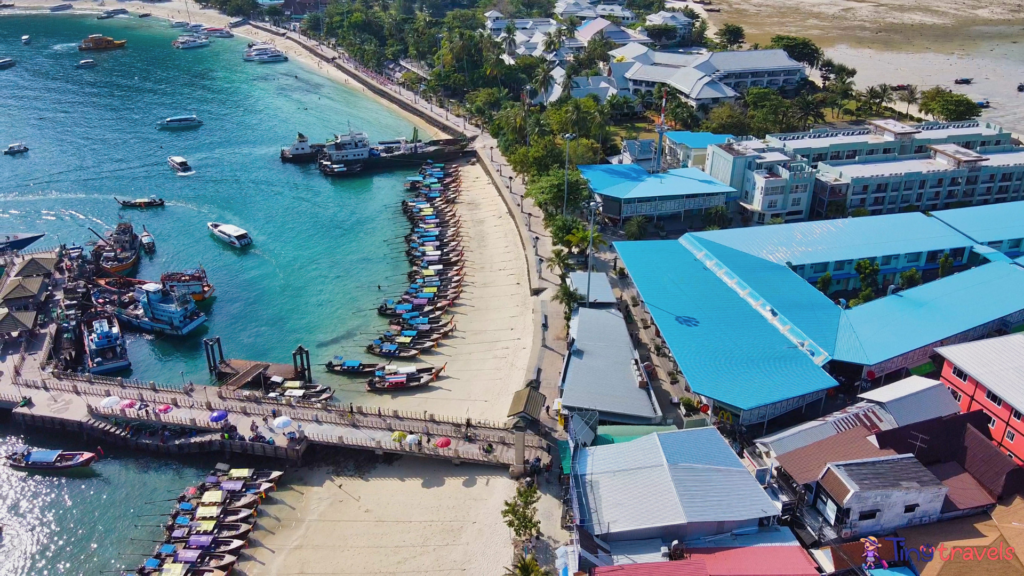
[793,93,826,129]
[533,62,556,104]
[546,247,573,278]
[543,30,562,54]
[503,21,518,56]
[897,84,920,119]
[505,555,551,576]
[827,78,855,117]
[566,225,608,255]
[562,16,580,39]
[876,83,895,112]
[624,216,649,240]
[496,103,529,143]
[554,283,583,321]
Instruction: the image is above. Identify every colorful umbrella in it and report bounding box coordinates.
[405,434,420,445]
[272,416,293,429]
[156,404,174,414]
[209,410,229,423]
[435,437,451,448]
[391,431,407,442]
[118,399,139,409]
[100,396,121,408]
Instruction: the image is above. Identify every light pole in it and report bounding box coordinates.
[585,200,601,306]
[562,133,576,215]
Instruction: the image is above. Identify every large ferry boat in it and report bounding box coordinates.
[82,310,131,374]
[90,222,140,275]
[78,34,127,51]
[115,283,207,336]
[312,128,473,175]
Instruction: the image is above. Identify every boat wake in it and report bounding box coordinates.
[176,170,197,177]
[51,42,79,52]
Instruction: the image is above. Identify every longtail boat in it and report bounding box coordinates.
[4,446,97,471]
[325,357,387,375]
[164,521,252,542]
[365,364,445,392]
[366,341,422,358]
[210,467,284,484]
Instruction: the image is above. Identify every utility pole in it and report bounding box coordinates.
[653,88,668,174]
[563,133,576,215]
[586,200,601,306]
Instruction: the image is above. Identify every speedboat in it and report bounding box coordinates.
[208,223,252,247]
[5,446,98,471]
[243,47,284,61]
[21,35,29,45]
[116,195,164,208]
[157,115,203,129]
[170,20,188,28]
[4,143,28,155]
[0,58,15,70]
[187,23,206,30]
[79,35,127,51]
[140,226,155,253]
[75,59,97,69]
[174,36,210,49]
[251,52,287,63]
[0,233,45,251]
[203,27,233,38]
[168,156,193,174]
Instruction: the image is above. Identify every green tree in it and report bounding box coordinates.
[938,252,954,278]
[816,272,832,294]
[505,554,551,576]
[264,3,284,24]
[851,286,876,307]
[931,92,982,121]
[546,247,572,278]
[301,12,323,36]
[702,205,731,229]
[624,215,649,240]
[768,35,822,68]
[546,214,583,247]
[850,207,871,217]
[699,103,750,136]
[825,200,848,219]
[792,93,826,130]
[899,267,922,289]
[554,283,584,321]
[855,258,881,293]
[501,485,541,539]
[525,169,590,216]
[568,138,603,166]
[566,223,608,255]
[714,23,745,49]
[767,217,786,225]
[645,24,679,44]
[897,85,920,119]
[509,137,564,179]
[666,98,698,129]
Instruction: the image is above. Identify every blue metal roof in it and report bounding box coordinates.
[833,261,1024,366]
[688,213,975,266]
[931,201,1024,244]
[579,165,735,201]
[615,240,837,410]
[664,131,735,149]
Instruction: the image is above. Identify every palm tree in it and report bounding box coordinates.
[497,103,529,143]
[624,216,649,240]
[666,98,698,129]
[505,555,551,576]
[793,93,826,129]
[827,78,855,117]
[562,16,580,39]
[876,84,895,113]
[554,283,583,321]
[503,21,518,56]
[533,62,556,104]
[566,225,608,255]
[546,247,573,278]
[897,84,920,119]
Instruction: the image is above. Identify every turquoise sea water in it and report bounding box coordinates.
[0,13,427,392]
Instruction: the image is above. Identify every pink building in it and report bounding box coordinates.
[936,333,1024,463]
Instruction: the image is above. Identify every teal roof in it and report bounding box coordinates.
[579,165,735,201]
[593,425,678,445]
[615,240,837,411]
[689,212,974,266]
[664,131,735,149]
[932,201,1024,244]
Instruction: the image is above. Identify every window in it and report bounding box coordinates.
[880,255,894,266]
[834,260,850,272]
[883,148,896,154]
[1008,430,1017,443]
[829,151,842,161]
[986,390,1004,407]
[858,511,878,522]
[988,414,997,429]
[1010,239,1023,250]
[791,197,802,207]
[766,198,779,210]
[1013,409,1022,421]
[867,149,878,156]
[812,262,829,274]
[949,387,963,403]
[845,150,858,160]
[950,365,968,382]
[906,252,922,264]
[904,504,920,514]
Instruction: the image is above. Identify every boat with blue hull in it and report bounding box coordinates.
[0,232,44,252]
[82,310,131,374]
[115,283,207,336]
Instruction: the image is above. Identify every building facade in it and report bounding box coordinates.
[704,138,815,224]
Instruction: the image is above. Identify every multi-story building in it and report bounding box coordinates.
[704,138,816,224]
[936,334,1024,464]
[643,11,693,38]
[662,131,734,170]
[813,144,1024,216]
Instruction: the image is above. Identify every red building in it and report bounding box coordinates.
[936,333,1024,464]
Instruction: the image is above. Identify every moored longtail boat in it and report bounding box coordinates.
[366,341,422,358]
[365,364,445,392]
[324,357,387,375]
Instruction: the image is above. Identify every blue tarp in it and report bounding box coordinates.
[24,450,61,463]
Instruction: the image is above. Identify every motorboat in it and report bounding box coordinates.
[139,12,151,17]
[75,59,97,69]
[0,232,44,251]
[203,27,233,38]
[4,142,28,155]
[1018,83,1024,93]
[243,47,286,62]
[0,58,16,70]
[5,446,97,471]
[97,7,127,18]
[170,20,188,28]
[82,310,131,374]
[207,223,252,247]
[115,196,164,208]
[977,99,991,109]
[79,34,127,51]
[49,3,73,11]
[954,78,973,85]
[210,467,284,484]
[251,52,287,63]
[116,283,207,336]
[280,133,325,163]
[173,36,210,49]
[228,18,248,27]
[157,115,203,129]
[325,358,387,375]
[21,35,29,45]
[140,226,156,253]
[167,156,193,174]
[187,23,206,30]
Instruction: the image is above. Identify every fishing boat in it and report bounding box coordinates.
[147,544,238,571]
[75,59,98,69]
[168,156,193,174]
[90,222,140,274]
[3,142,27,155]
[115,195,165,208]
[365,364,444,392]
[318,158,361,177]
[280,133,325,163]
[140,226,156,253]
[267,385,334,402]
[190,489,260,509]
[208,222,252,247]
[0,58,15,70]
[266,375,330,395]
[228,18,248,27]
[211,468,284,484]
[157,115,203,129]
[407,265,464,282]
[115,283,207,336]
[0,232,44,251]
[165,521,252,542]
[204,478,275,495]
[161,268,215,301]
[171,503,254,525]
[82,309,131,373]
[79,34,127,51]
[135,558,227,576]
[380,329,444,347]
[324,358,386,375]
[4,446,97,471]
[366,341,422,359]
[139,12,152,17]
[21,35,29,44]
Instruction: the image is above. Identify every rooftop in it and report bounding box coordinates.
[933,200,1024,244]
[857,376,960,427]
[579,165,736,200]
[577,428,778,535]
[936,333,1024,412]
[775,425,896,485]
[824,157,952,179]
[691,49,803,74]
[981,148,1024,167]
[665,131,735,149]
[756,402,898,458]
[868,118,921,135]
[568,271,617,306]
[561,307,659,421]
[824,455,945,504]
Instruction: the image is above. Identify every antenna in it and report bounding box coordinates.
[907,431,929,456]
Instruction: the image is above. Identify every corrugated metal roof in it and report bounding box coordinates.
[830,454,944,496]
[580,165,736,200]
[578,429,777,536]
[931,201,1024,244]
[775,426,897,485]
[689,545,820,576]
[595,558,711,575]
[561,307,659,421]
[927,461,997,513]
[936,333,1024,412]
[594,425,679,445]
[688,213,974,266]
[835,262,1024,366]
[665,131,735,149]
[616,240,836,410]
[568,271,616,306]
[857,376,960,426]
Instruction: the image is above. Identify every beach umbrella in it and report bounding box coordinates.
[405,434,419,445]
[272,416,293,429]
[100,396,121,408]
[118,399,139,409]
[391,431,407,443]
[209,410,229,423]
[435,437,451,448]
[156,404,174,414]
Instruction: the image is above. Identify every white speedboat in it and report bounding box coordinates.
[186,23,206,30]
[167,156,193,173]
[0,58,15,70]
[252,52,287,63]
[75,59,97,69]
[203,27,233,38]
[170,20,188,28]
[4,143,28,156]
[173,36,210,49]
[21,35,30,45]
[157,115,203,129]
[208,223,252,247]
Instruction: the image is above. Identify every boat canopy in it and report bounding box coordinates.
[178,502,194,511]
[382,343,398,351]
[174,549,202,563]
[160,563,188,576]
[417,292,435,298]
[412,298,429,305]
[396,337,413,344]
[342,360,362,367]
[409,318,428,325]
[395,304,412,311]
[407,176,424,181]
[282,381,303,389]
[159,544,178,554]
[24,450,61,463]
[188,534,215,547]
[145,558,162,569]
[401,330,418,337]
[220,480,245,491]
[401,312,420,319]
[196,506,221,518]
[174,516,190,525]
[397,366,418,374]
[171,529,188,539]
[194,520,217,532]
[200,490,224,504]
[228,468,253,478]
[386,375,407,383]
